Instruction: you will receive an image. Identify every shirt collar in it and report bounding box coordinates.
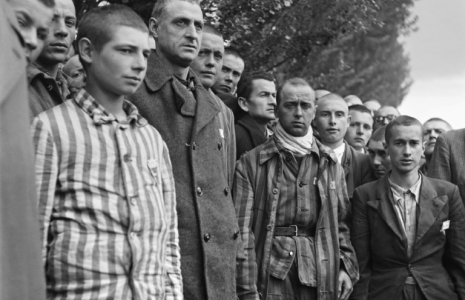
[73,89,148,127]
[389,172,422,205]
[27,62,68,84]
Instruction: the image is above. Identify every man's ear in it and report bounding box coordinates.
[347,114,352,124]
[78,38,93,65]
[238,97,249,112]
[383,141,388,150]
[422,140,427,152]
[149,17,159,39]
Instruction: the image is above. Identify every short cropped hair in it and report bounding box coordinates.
[423,117,452,130]
[277,77,315,106]
[7,0,54,7]
[237,72,275,101]
[224,47,243,61]
[151,0,200,20]
[78,5,148,52]
[203,24,223,37]
[349,104,372,115]
[385,115,423,145]
[370,126,386,143]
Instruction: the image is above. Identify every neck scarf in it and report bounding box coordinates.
[274,122,313,155]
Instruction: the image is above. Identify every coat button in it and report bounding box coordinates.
[272,188,278,194]
[196,187,203,196]
[192,142,196,150]
[234,230,240,239]
[224,187,229,196]
[218,143,223,150]
[289,251,294,256]
[266,224,272,231]
[123,154,131,162]
[130,197,137,206]
[204,233,211,242]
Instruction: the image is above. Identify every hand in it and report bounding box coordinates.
[338,269,353,300]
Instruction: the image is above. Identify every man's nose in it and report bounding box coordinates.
[430,130,440,139]
[54,19,69,38]
[185,22,200,40]
[404,144,412,156]
[133,51,147,72]
[329,114,336,125]
[205,55,215,67]
[373,155,382,165]
[224,73,232,82]
[356,124,364,135]
[382,118,389,125]
[294,105,303,117]
[24,29,38,52]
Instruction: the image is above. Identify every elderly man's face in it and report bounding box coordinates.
[277,84,315,137]
[190,32,224,89]
[151,0,203,68]
[423,120,451,157]
[35,0,76,66]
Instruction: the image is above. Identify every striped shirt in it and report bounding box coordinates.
[389,174,422,258]
[32,89,183,300]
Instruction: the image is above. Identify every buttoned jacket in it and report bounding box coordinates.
[351,175,465,300]
[233,136,358,300]
[129,51,239,300]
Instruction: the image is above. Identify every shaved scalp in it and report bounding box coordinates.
[151,0,200,20]
[224,47,243,61]
[203,24,223,37]
[78,4,148,52]
[424,117,452,130]
[385,115,423,145]
[316,93,348,113]
[277,77,315,106]
[376,105,400,116]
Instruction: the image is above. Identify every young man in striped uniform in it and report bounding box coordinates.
[31,5,182,299]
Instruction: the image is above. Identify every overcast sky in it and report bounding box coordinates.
[399,0,465,129]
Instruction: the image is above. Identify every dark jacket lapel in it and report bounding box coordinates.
[415,176,446,244]
[342,142,354,196]
[236,115,267,147]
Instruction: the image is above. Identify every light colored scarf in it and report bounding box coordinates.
[274,122,313,155]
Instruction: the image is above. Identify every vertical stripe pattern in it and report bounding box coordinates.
[31,89,183,300]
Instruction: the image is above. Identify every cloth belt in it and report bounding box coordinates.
[274,225,313,237]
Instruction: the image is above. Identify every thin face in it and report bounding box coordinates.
[423,120,451,156]
[315,98,350,146]
[374,106,400,130]
[63,55,85,94]
[241,79,276,123]
[36,0,76,65]
[367,139,391,179]
[190,32,224,89]
[211,54,245,94]
[386,125,424,175]
[345,110,373,151]
[277,85,316,137]
[8,0,53,63]
[87,26,150,97]
[153,0,203,68]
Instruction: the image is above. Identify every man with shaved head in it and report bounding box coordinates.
[344,95,363,107]
[363,99,381,116]
[314,93,375,199]
[129,1,239,298]
[420,118,452,175]
[234,78,358,300]
[373,105,400,131]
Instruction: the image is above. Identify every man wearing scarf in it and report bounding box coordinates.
[234,78,358,300]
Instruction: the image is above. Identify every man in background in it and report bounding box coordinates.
[28,0,76,117]
[345,104,373,153]
[420,118,452,175]
[363,99,381,116]
[211,47,245,95]
[344,95,363,106]
[367,126,391,179]
[373,105,400,131]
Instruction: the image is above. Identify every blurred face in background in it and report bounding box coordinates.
[190,32,224,89]
[423,120,451,158]
[367,139,391,179]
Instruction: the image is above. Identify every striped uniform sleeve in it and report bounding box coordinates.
[336,163,359,284]
[160,141,183,300]
[31,116,59,262]
[233,158,260,300]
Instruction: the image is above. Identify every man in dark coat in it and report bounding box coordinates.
[235,72,277,159]
[352,116,465,300]
[128,1,240,299]
[314,93,375,199]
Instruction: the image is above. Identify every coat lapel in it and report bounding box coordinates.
[369,176,406,242]
[190,80,220,139]
[415,177,446,244]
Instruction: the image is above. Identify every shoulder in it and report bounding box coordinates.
[424,176,459,195]
[355,178,381,196]
[34,100,76,125]
[237,138,277,166]
[439,128,465,144]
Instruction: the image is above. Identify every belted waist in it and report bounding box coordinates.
[274,225,314,237]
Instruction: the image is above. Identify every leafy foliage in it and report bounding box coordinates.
[73,0,416,106]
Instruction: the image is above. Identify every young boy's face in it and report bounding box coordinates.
[89,25,150,96]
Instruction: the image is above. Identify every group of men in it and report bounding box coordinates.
[2,0,465,299]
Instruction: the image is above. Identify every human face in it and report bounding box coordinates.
[345,111,373,151]
[240,79,276,124]
[374,106,399,130]
[36,0,76,66]
[277,85,316,137]
[367,139,391,179]
[386,125,424,175]
[7,0,53,63]
[423,120,451,157]
[211,54,245,94]
[151,0,203,68]
[190,32,224,89]
[85,26,150,97]
[63,55,85,95]
[315,98,351,148]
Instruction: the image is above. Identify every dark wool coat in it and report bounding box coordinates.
[235,114,268,160]
[0,2,46,298]
[129,51,239,300]
[351,176,465,300]
[341,141,376,199]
